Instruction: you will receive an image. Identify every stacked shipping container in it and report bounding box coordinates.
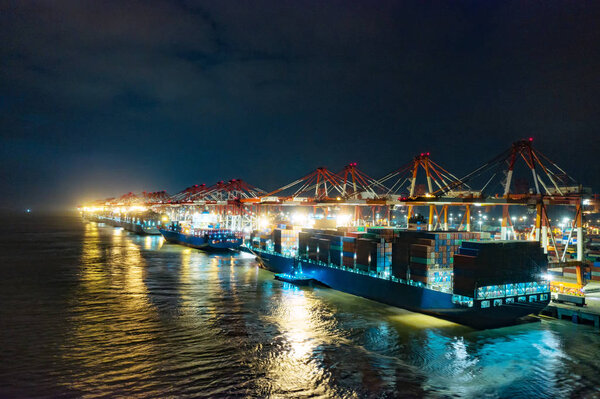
[592,262,600,282]
[453,240,547,297]
[297,228,345,265]
[586,235,600,263]
[272,228,301,254]
[328,235,343,266]
[257,227,530,295]
[390,231,491,288]
[342,236,356,268]
[298,231,310,257]
[356,238,377,272]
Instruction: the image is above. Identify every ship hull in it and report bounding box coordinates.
[82,214,161,235]
[119,220,161,235]
[159,229,242,251]
[139,224,161,235]
[243,247,549,330]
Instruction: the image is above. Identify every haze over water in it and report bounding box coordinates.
[1,213,599,398]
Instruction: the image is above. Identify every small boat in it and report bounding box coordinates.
[274,273,314,286]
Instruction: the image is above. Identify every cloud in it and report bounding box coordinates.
[0,1,599,208]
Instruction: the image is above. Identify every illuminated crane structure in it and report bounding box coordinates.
[82,138,590,263]
[168,184,209,204]
[159,179,265,230]
[141,190,170,204]
[375,152,469,230]
[239,139,587,261]
[244,164,385,204]
[428,138,584,261]
[112,192,139,206]
[240,164,388,223]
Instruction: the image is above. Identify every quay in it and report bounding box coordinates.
[542,294,600,329]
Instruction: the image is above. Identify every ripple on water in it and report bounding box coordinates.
[1,215,600,398]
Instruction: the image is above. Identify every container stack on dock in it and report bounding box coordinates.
[453,240,547,298]
[591,263,600,282]
[586,234,600,264]
[562,266,580,280]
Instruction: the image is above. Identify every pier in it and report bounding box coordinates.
[542,301,600,329]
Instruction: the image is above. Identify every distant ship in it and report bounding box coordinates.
[159,223,243,251]
[83,211,162,235]
[119,212,162,235]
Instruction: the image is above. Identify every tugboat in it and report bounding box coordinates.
[274,273,314,286]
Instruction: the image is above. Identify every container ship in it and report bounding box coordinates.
[159,221,243,251]
[83,211,162,235]
[243,227,550,329]
[118,212,162,235]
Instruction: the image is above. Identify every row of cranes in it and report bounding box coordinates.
[243,139,589,265]
[84,138,594,263]
[90,138,586,207]
[245,138,583,203]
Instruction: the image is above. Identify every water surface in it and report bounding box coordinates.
[1,213,599,398]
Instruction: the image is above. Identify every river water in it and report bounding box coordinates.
[1,213,599,398]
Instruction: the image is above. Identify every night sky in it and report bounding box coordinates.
[1,1,599,210]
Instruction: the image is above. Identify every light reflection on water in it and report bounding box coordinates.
[60,221,161,394]
[1,214,600,398]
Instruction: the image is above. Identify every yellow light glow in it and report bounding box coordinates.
[144,235,152,250]
[291,212,306,225]
[291,212,315,228]
[82,206,104,213]
[258,216,269,229]
[335,213,352,227]
[389,312,462,329]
